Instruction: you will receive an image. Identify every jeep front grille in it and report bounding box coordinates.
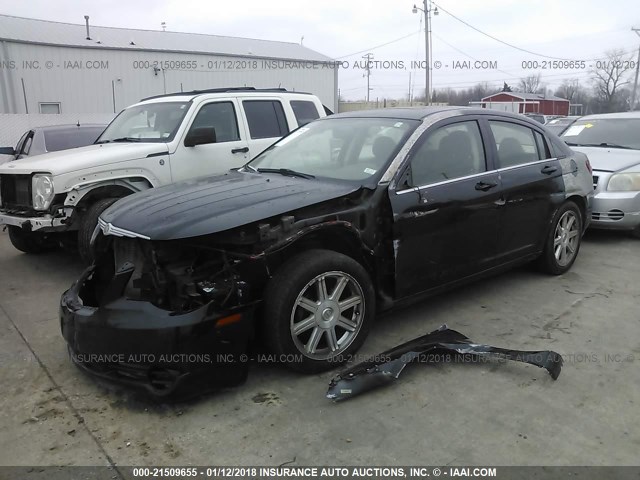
[0,174,32,209]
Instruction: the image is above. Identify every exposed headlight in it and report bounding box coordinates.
[607,173,640,192]
[32,173,55,210]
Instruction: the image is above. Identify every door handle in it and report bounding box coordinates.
[475,181,498,191]
[231,147,249,154]
[541,165,558,174]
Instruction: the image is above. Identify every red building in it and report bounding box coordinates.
[478,92,570,116]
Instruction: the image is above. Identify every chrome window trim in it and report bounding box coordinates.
[395,169,498,195]
[496,157,558,173]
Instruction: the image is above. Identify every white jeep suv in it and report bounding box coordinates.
[0,87,326,261]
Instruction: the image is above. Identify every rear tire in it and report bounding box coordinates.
[77,198,119,264]
[7,226,56,254]
[263,249,375,373]
[538,201,582,275]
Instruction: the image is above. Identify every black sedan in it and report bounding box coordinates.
[60,107,593,395]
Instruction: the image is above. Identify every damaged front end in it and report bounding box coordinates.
[327,325,563,402]
[60,235,262,396]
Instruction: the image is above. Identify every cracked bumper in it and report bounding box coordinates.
[0,211,67,231]
[59,267,253,396]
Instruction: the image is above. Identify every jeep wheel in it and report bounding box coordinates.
[78,198,118,264]
[539,201,582,275]
[7,226,57,254]
[263,249,375,373]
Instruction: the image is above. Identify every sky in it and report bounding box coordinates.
[1,0,639,100]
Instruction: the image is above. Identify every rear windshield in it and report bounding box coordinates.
[44,127,105,152]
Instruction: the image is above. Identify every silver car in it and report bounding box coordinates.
[546,116,581,136]
[561,112,640,236]
[0,124,106,163]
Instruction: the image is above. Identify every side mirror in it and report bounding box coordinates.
[0,147,16,156]
[184,127,216,147]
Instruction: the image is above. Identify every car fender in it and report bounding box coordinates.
[62,174,156,207]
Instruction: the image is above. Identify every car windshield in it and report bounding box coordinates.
[546,118,576,135]
[561,118,640,150]
[96,102,190,143]
[44,127,105,152]
[247,117,419,182]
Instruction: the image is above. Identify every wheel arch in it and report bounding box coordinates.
[65,177,154,209]
[265,223,375,279]
[566,194,587,229]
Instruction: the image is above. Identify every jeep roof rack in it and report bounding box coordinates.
[140,87,311,102]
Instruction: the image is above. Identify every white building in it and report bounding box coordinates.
[0,14,338,115]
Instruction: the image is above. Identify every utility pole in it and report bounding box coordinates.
[362,53,373,103]
[630,27,640,111]
[424,0,430,105]
[409,72,412,105]
[413,2,438,105]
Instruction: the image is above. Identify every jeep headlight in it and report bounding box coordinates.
[32,173,55,210]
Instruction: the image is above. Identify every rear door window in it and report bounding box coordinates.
[290,100,321,126]
[533,131,552,159]
[489,121,543,168]
[242,100,289,139]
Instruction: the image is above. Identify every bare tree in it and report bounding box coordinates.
[472,82,491,100]
[518,74,542,93]
[555,79,582,102]
[592,49,633,112]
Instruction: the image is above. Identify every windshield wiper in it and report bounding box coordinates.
[96,137,142,144]
[111,137,142,143]
[243,164,258,173]
[257,168,315,179]
[566,142,635,150]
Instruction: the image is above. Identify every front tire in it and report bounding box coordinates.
[77,198,118,264]
[7,226,56,254]
[539,201,582,275]
[263,249,375,373]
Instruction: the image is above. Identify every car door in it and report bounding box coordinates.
[389,118,503,298]
[239,98,291,158]
[486,118,564,261]
[171,99,250,182]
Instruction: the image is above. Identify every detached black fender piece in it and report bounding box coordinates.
[327,325,563,402]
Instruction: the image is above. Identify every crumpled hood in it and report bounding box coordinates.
[571,146,640,172]
[101,170,361,240]
[0,143,168,176]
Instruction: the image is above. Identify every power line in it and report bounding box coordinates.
[431,32,520,79]
[432,2,588,61]
[334,30,421,59]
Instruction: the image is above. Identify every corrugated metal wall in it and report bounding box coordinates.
[0,42,338,114]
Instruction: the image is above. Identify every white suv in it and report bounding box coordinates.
[0,87,326,261]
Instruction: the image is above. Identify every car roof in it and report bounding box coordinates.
[577,111,640,120]
[139,87,313,103]
[34,124,107,131]
[326,106,540,123]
